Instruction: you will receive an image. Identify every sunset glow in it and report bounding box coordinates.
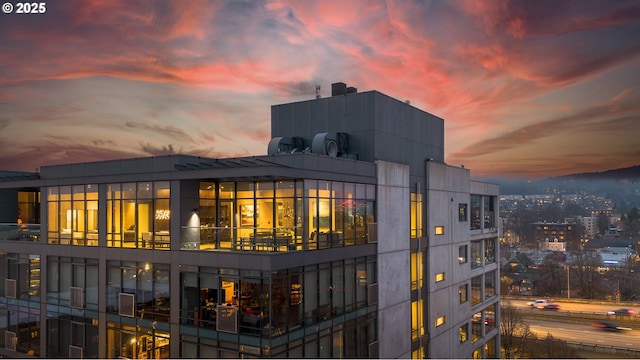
[1,0,639,179]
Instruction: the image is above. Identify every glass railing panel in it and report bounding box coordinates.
[0,223,41,242]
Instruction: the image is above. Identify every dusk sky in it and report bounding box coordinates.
[1,0,639,180]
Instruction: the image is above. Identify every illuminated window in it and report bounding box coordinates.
[47,184,98,246]
[410,192,423,238]
[458,245,468,264]
[472,311,482,343]
[411,299,424,340]
[434,226,445,235]
[484,238,495,264]
[107,181,170,249]
[434,272,445,282]
[411,252,423,290]
[459,203,467,221]
[435,316,445,327]
[459,323,468,343]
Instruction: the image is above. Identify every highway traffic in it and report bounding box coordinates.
[505,298,640,351]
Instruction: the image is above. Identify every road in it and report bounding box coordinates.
[507,298,638,315]
[526,318,639,349]
[504,298,640,351]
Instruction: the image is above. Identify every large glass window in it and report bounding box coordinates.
[107,181,170,249]
[484,196,496,229]
[47,257,98,310]
[484,238,495,264]
[471,311,482,343]
[106,261,170,322]
[183,179,374,252]
[470,195,481,230]
[471,276,482,306]
[471,240,482,269]
[0,253,40,302]
[106,323,169,359]
[179,258,376,353]
[485,271,496,299]
[485,303,496,332]
[47,185,98,246]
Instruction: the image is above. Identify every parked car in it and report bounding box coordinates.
[607,308,635,316]
[592,321,631,331]
[527,299,550,308]
[541,303,560,311]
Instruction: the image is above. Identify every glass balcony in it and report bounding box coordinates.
[180,226,300,252]
[0,223,41,242]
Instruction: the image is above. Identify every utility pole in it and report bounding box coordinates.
[566,265,570,300]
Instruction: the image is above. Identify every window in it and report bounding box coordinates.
[470,195,481,230]
[485,304,496,332]
[434,272,445,283]
[471,311,482,342]
[47,184,98,246]
[484,238,495,264]
[107,181,170,249]
[411,299,424,340]
[459,283,468,303]
[459,203,467,221]
[485,271,496,299]
[471,240,482,269]
[410,192,423,238]
[484,196,495,228]
[459,323,468,343]
[458,245,468,264]
[471,276,482,306]
[434,226,444,235]
[435,316,445,327]
[411,252,423,290]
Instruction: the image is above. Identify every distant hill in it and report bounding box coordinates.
[550,165,640,182]
[489,165,640,196]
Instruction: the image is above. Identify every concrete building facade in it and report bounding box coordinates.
[0,84,499,358]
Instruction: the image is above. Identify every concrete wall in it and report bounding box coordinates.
[376,160,411,359]
[271,90,444,175]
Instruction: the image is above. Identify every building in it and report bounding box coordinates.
[533,222,577,251]
[584,238,636,267]
[0,83,499,359]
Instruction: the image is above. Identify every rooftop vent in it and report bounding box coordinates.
[311,132,348,157]
[267,137,305,155]
[331,82,347,96]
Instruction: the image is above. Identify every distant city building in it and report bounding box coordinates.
[583,238,636,267]
[533,222,573,251]
[571,216,598,238]
[0,85,499,359]
[591,209,614,217]
[540,238,566,252]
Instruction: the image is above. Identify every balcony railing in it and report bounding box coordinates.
[0,223,41,242]
[179,225,371,253]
